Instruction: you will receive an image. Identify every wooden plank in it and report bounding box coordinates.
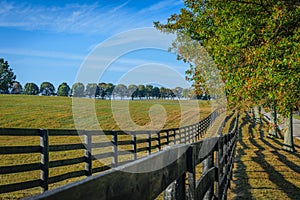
[30,144,188,200]
[0,163,40,174]
[196,167,216,200]
[0,146,41,154]
[0,128,40,136]
[47,129,80,136]
[92,165,111,174]
[49,157,86,168]
[49,143,85,151]
[0,179,41,193]
[48,170,86,184]
[193,137,219,164]
[117,140,133,146]
[135,138,148,144]
[136,147,148,153]
[92,152,114,160]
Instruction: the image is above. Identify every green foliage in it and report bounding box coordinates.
[71,82,85,97]
[11,81,23,94]
[40,82,55,95]
[85,83,99,98]
[114,84,127,99]
[23,82,39,95]
[155,0,300,114]
[137,85,146,99]
[57,82,70,96]
[127,84,138,100]
[104,83,115,99]
[0,58,16,93]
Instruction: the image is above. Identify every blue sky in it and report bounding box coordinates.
[0,0,191,89]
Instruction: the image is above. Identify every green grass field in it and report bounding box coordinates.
[0,94,213,199]
[0,94,212,130]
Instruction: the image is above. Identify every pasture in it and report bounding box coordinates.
[0,95,213,199]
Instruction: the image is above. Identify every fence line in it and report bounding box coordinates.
[0,109,223,196]
[31,112,239,200]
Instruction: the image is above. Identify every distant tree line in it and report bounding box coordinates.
[8,81,210,100]
[0,58,210,100]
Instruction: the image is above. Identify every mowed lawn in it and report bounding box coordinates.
[0,94,212,130]
[0,94,213,199]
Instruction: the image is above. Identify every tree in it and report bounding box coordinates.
[145,85,153,99]
[57,82,70,96]
[137,85,146,99]
[0,58,16,93]
[155,0,300,151]
[40,82,55,96]
[24,82,39,95]
[71,82,85,97]
[160,87,167,99]
[127,84,138,100]
[114,84,127,100]
[85,83,99,98]
[11,81,23,94]
[98,82,107,99]
[173,87,183,99]
[105,83,115,100]
[152,87,160,99]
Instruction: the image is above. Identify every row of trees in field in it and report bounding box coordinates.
[0,59,206,100]
[155,0,300,151]
[6,81,206,100]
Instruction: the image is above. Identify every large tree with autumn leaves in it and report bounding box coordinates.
[155,0,300,151]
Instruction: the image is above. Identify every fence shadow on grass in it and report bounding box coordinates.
[229,112,253,199]
[247,120,300,199]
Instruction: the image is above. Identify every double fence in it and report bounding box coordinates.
[32,113,239,200]
[0,109,222,195]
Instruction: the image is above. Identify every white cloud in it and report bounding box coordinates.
[0,48,84,61]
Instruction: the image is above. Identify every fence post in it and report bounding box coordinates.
[187,145,196,200]
[148,131,152,155]
[132,132,137,160]
[164,174,186,200]
[40,129,49,192]
[85,131,92,176]
[203,153,214,200]
[157,132,161,151]
[166,130,170,145]
[112,131,118,167]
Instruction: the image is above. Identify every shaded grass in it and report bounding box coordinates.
[227,113,300,200]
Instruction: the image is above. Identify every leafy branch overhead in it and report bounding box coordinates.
[154,0,300,115]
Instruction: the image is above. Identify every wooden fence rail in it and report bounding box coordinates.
[0,109,224,197]
[30,113,239,200]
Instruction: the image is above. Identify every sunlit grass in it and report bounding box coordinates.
[0,94,213,199]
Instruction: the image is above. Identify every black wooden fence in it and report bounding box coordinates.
[0,109,222,196]
[30,113,239,200]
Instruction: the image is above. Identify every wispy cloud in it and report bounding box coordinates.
[0,48,84,61]
[0,0,182,35]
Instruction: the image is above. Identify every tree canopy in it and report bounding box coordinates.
[155,0,299,151]
[57,82,70,96]
[24,82,39,95]
[0,58,16,93]
[155,0,300,113]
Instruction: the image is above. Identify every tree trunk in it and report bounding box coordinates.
[253,106,261,123]
[283,108,295,152]
[268,105,278,138]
